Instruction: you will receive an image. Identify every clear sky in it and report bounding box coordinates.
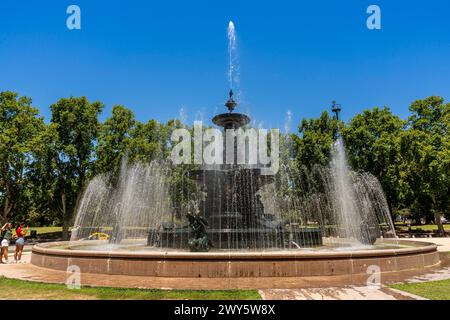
[1,0,449,130]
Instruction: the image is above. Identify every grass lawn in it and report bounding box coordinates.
[28,227,63,235]
[395,224,450,232]
[9,227,63,237]
[18,223,448,236]
[0,277,261,300]
[390,279,450,300]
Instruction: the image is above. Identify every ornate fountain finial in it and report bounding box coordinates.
[225,89,237,112]
[331,100,342,121]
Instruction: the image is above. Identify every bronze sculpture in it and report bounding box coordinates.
[186,213,212,252]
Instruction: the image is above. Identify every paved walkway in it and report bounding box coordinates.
[0,246,31,264]
[258,264,450,300]
[407,237,450,252]
[401,265,450,283]
[258,239,450,300]
[0,239,448,300]
[258,286,426,300]
[0,257,397,291]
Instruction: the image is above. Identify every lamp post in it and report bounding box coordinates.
[331,100,342,121]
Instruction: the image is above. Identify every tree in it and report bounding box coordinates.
[293,111,341,168]
[95,105,136,175]
[128,120,166,163]
[32,97,103,239]
[341,107,406,213]
[127,118,185,162]
[400,96,450,234]
[0,91,45,223]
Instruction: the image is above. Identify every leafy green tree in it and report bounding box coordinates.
[293,111,341,168]
[0,91,45,223]
[400,96,449,234]
[342,107,406,213]
[95,105,136,175]
[128,120,166,163]
[32,97,103,239]
[127,118,186,162]
[160,119,202,217]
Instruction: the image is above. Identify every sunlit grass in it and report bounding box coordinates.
[395,224,450,232]
[0,277,261,300]
[390,279,450,300]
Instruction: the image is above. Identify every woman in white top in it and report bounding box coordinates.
[1,223,13,263]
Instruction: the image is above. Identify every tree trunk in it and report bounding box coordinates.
[431,195,445,237]
[434,210,445,237]
[61,193,70,241]
[62,219,70,241]
[1,194,13,223]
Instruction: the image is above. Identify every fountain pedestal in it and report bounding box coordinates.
[151,90,322,250]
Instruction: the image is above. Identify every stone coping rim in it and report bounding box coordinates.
[32,239,437,260]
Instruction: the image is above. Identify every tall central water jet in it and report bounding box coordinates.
[227,21,239,92]
[155,21,323,250]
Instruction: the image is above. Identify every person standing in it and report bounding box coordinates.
[1,223,13,263]
[14,222,29,263]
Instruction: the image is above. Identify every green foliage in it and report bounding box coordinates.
[398,97,450,232]
[0,91,45,223]
[293,111,341,168]
[31,97,103,238]
[390,279,450,300]
[293,98,449,227]
[0,90,448,231]
[341,107,406,211]
[95,105,136,175]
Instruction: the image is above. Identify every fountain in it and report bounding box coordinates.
[151,89,322,250]
[29,22,441,285]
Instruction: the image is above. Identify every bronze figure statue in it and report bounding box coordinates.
[186,213,212,252]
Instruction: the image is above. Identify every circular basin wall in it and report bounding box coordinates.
[31,240,440,279]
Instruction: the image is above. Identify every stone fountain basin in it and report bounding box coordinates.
[31,239,440,278]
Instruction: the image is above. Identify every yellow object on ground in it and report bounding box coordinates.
[88,233,110,240]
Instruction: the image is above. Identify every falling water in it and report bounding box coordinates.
[329,137,367,243]
[281,110,294,162]
[258,161,396,249]
[70,159,173,248]
[326,136,396,245]
[179,106,187,124]
[70,134,396,251]
[227,21,239,91]
[284,110,292,135]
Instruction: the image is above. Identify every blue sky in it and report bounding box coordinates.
[1,0,449,131]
